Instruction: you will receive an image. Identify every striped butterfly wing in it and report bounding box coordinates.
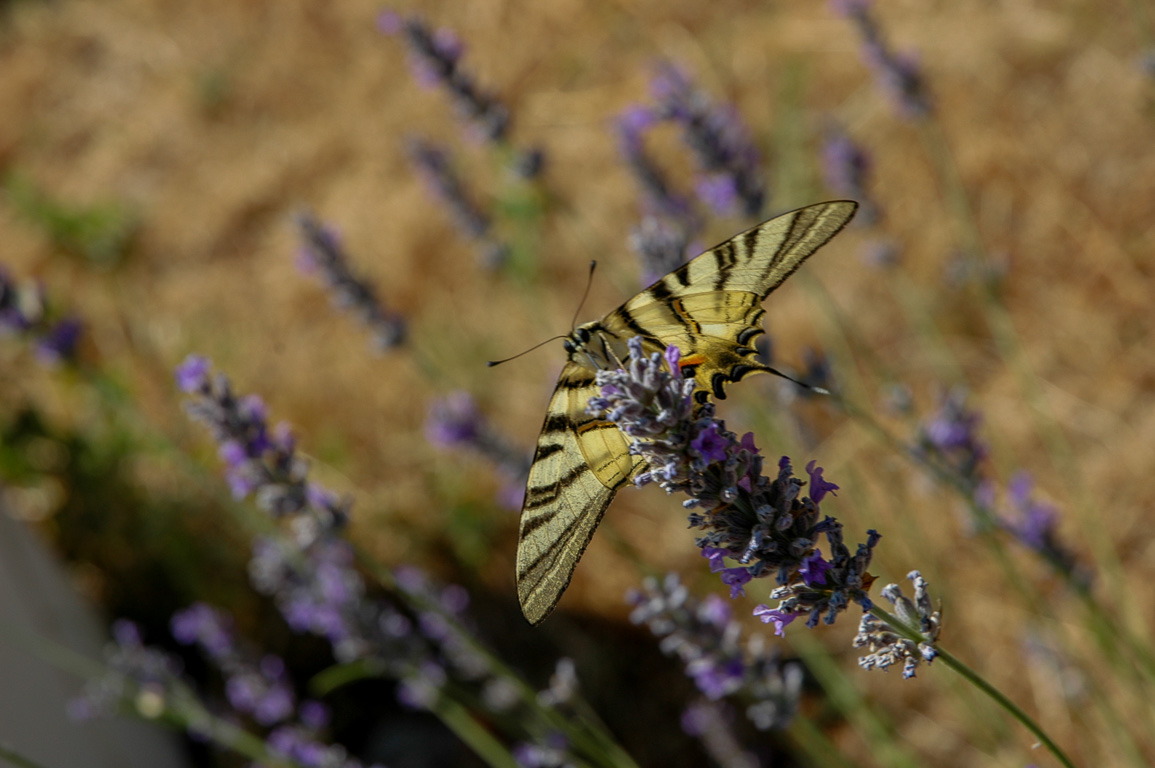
[516,201,857,624]
[517,362,643,625]
[612,200,858,401]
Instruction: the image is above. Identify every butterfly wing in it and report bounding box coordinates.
[517,362,643,625]
[613,200,858,400]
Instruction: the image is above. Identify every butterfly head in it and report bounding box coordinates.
[564,321,633,371]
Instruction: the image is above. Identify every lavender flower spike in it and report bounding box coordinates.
[380,11,544,178]
[380,11,509,144]
[589,337,878,628]
[406,138,510,269]
[854,571,941,679]
[831,0,932,119]
[649,63,766,218]
[176,354,350,536]
[296,211,406,352]
[628,573,803,731]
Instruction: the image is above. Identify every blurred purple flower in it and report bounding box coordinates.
[406,138,511,269]
[382,12,543,177]
[382,13,508,143]
[35,316,83,364]
[649,62,766,218]
[170,602,235,660]
[425,390,529,510]
[917,387,989,494]
[1002,472,1085,585]
[831,0,932,118]
[0,268,84,365]
[629,573,803,729]
[296,211,407,352]
[821,126,880,226]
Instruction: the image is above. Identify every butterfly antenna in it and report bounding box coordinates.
[765,366,830,396]
[487,334,568,367]
[570,260,597,331]
[488,262,597,368]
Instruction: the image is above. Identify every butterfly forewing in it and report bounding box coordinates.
[516,201,857,624]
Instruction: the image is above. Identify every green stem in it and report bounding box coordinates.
[0,744,49,768]
[871,606,1077,768]
[430,695,521,768]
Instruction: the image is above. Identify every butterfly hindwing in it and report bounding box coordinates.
[517,363,642,625]
[516,201,857,624]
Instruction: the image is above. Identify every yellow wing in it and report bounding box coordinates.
[517,363,643,625]
[612,200,858,401]
[516,201,857,624]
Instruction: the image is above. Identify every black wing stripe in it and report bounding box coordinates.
[617,306,653,341]
[532,442,566,461]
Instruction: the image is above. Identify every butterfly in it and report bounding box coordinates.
[516,200,858,624]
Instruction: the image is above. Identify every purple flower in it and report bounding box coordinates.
[799,551,833,586]
[170,603,234,659]
[629,573,803,729]
[752,605,797,637]
[917,388,989,497]
[718,567,752,598]
[1001,472,1084,584]
[590,339,879,627]
[35,317,82,364]
[690,422,730,464]
[821,126,881,226]
[425,391,483,447]
[405,139,510,269]
[175,354,211,393]
[831,0,932,118]
[384,14,508,143]
[295,211,407,351]
[649,62,766,218]
[424,390,529,509]
[805,460,839,503]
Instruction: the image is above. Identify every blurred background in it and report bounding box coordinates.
[1,1,1153,766]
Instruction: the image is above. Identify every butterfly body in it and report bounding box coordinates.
[517,201,858,625]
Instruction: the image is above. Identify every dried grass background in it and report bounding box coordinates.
[2,1,1153,766]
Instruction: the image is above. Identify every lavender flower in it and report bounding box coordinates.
[70,619,183,722]
[831,0,932,119]
[588,338,878,630]
[615,107,694,221]
[406,138,510,269]
[380,12,509,144]
[178,357,623,762]
[913,390,1086,586]
[425,390,529,510]
[916,386,989,499]
[1001,472,1085,586]
[649,63,765,218]
[821,126,880,226]
[0,268,83,364]
[854,571,940,679]
[176,354,349,536]
[628,573,803,731]
[295,212,406,352]
[380,11,543,177]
